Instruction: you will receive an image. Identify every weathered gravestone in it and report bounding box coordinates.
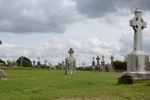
[118,8,150,84]
[65,48,76,74]
[105,55,115,72]
[0,70,7,80]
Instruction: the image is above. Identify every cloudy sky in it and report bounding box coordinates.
[1,0,150,67]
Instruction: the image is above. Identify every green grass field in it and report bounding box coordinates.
[0,67,150,100]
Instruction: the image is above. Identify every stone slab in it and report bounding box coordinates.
[118,71,150,84]
[0,70,7,80]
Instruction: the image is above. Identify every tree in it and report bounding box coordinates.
[0,59,6,66]
[113,60,127,70]
[16,56,32,67]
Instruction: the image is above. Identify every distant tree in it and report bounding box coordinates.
[0,59,6,66]
[16,56,32,67]
[113,60,127,71]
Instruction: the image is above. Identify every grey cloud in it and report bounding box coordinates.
[0,0,80,33]
[74,0,150,18]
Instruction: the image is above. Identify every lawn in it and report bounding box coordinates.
[0,67,150,100]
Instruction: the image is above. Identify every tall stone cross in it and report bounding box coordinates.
[130,8,146,51]
[96,56,100,66]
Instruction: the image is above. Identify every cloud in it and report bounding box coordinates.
[74,0,150,18]
[0,0,83,33]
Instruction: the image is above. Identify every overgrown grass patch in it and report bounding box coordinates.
[0,67,150,100]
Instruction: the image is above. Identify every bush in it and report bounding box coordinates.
[16,56,32,67]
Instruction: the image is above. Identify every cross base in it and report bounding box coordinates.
[118,72,150,84]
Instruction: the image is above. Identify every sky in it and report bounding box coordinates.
[1,0,150,67]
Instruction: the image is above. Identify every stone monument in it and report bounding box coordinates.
[106,56,115,72]
[118,8,150,84]
[0,69,7,80]
[65,48,76,74]
[96,56,100,71]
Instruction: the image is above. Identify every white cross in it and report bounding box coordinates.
[130,8,146,51]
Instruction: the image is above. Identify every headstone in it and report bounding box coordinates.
[118,8,150,84]
[0,70,7,80]
[106,64,114,72]
[65,48,76,74]
[92,57,96,71]
[96,56,100,71]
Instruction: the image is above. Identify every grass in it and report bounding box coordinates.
[0,67,150,100]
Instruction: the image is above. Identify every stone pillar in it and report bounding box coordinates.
[118,8,150,84]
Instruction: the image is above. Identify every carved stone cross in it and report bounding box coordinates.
[68,48,74,57]
[96,56,100,65]
[130,8,146,51]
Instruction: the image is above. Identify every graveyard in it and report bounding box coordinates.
[1,1,150,99]
[0,66,150,100]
